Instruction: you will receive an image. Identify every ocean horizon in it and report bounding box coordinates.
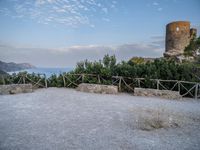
[7,67,73,78]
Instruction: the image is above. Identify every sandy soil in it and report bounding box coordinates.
[0,88,200,150]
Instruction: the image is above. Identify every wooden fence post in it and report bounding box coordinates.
[195,83,198,100]
[82,74,85,83]
[119,77,122,92]
[138,79,141,88]
[45,76,48,88]
[62,74,66,87]
[23,75,25,84]
[98,75,101,84]
[157,80,159,90]
[178,81,180,94]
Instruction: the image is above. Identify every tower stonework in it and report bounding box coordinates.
[164,21,197,57]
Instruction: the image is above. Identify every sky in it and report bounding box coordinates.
[0,0,200,67]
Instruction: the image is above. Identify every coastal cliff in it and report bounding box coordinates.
[0,60,36,72]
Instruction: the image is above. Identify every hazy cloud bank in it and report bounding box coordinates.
[0,40,164,67]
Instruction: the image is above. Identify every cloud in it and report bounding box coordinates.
[0,41,164,68]
[153,2,159,6]
[151,36,164,40]
[151,1,163,12]
[102,8,108,14]
[102,18,110,22]
[157,7,163,11]
[149,35,165,49]
[0,0,117,27]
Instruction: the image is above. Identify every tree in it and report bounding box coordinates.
[184,36,200,57]
[103,54,116,68]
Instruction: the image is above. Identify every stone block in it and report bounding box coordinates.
[76,83,118,94]
[0,84,33,95]
[134,88,182,100]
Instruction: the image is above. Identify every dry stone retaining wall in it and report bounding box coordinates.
[134,88,182,100]
[77,83,118,94]
[0,84,33,95]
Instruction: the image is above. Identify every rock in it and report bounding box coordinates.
[0,84,33,95]
[76,83,118,94]
[9,87,22,94]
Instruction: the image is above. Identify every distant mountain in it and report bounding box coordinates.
[0,60,36,72]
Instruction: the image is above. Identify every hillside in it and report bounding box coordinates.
[0,60,36,72]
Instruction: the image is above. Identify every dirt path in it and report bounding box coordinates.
[0,88,200,150]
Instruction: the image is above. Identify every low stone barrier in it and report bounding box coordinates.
[77,83,118,94]
[0,84,33,95]
[134,88,182,100]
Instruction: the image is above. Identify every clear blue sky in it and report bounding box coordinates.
[0,0,200,67]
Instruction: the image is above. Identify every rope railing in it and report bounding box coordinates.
[0,73,199,99]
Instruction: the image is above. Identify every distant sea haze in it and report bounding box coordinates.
[7,68,73,78]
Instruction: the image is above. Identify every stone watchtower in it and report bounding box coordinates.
[164,21,197,57]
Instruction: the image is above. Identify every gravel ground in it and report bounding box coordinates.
[0,88,200,150]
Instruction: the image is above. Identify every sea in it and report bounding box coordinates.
[7,68,73,78]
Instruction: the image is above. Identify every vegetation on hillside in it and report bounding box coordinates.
[71,55,199,82]
[1,54,199,85]
[184,36,200,59]
[0,54,199,97]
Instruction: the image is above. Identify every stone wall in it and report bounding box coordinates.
[134,88,182,100]
[77,83,118,94]
[0,84,33,95]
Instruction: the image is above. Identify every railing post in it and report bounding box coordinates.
[195,83,198,100]
[45,75,48,88]
[98,75,101,84]
[138,79,141,88]
[178,81,181,94]
[82,74,85,83]
[62,74,66,87]
[23,75,25,84]
[119,77,122,92]
[157,80,159,90]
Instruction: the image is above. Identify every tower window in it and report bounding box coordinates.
[176,27,180,32]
